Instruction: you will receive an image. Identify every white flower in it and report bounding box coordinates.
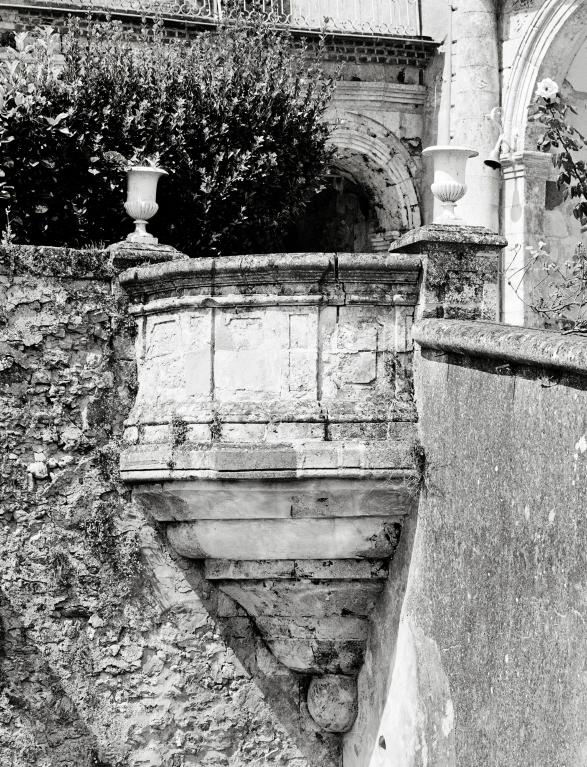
[535,78,559,101]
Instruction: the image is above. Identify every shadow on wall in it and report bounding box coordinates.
[0,591,103,765]
[283,172,385,253]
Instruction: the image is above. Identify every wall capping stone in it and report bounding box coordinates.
[0,244,113,279]
[388,223,507,251]
[119,251,422,303]
[413,318,587,375]
[0,243,182,278]
[107,239,184,270]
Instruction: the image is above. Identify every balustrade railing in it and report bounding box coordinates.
[4,0,421,37]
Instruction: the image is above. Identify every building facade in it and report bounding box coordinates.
[1,0,586,320]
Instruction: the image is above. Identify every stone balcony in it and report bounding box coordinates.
[119,251,421,732]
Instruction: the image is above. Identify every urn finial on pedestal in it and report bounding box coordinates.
[423,145,478,224]
[108,164,182,266]
[124,165,168,244]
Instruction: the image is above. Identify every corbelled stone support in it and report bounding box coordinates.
[307,675,358,734]
[118,251,422,734]
[389,223,507,321]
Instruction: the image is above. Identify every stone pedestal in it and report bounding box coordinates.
[389,223,507,321]
[118,251,422,732]
[107,240,184,271]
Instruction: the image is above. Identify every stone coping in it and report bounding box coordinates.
[118,252,422,298]
[413,318,587,375]
[0,243,180,277]
[0,244,112,279]
[389,224,508,252]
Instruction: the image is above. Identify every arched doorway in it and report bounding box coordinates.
[282,113,421,254]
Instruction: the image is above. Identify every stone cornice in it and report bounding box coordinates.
[119,252,422,305]
[414,319,587,376]
[333,81,427,111]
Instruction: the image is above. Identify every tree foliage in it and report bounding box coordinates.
[0,18,335,255]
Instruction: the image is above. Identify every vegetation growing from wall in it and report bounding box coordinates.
[0,245,324,766]
[0,16,334,256]
[514,78,587,329]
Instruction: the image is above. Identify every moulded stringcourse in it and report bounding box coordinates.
[119,251,422,733]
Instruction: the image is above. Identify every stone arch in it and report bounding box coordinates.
[325,110,422,248]
[503,0,587,153]
[500,0,587,324]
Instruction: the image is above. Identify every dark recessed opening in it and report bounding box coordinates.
[282,173,376,253]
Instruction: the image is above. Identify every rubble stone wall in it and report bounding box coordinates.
[0,245,335,767]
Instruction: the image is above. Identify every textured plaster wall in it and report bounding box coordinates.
[354,323,587,767]
[0,246,335,767]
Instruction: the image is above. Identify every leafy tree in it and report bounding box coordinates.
[0,17,334,255]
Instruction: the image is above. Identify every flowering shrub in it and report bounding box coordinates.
[529,78,587,224]
[509,240,587,330]
[511,78,587,329]
[0,18,334,255]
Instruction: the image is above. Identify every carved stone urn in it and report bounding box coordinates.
[118,251,421,733]
[124,165,168,244]
[423,145,478,223]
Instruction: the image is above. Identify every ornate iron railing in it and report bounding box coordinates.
[4,0,421,37]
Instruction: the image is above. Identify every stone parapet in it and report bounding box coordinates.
[119,251,421,302]
[413,317,587,375]
[375,307,587,767]
[119,251,421,462]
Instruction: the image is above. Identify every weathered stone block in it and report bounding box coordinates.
[167,517,403,560]
[307,675,358,733]
[389,224,506,321]
[266,422,325,442]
